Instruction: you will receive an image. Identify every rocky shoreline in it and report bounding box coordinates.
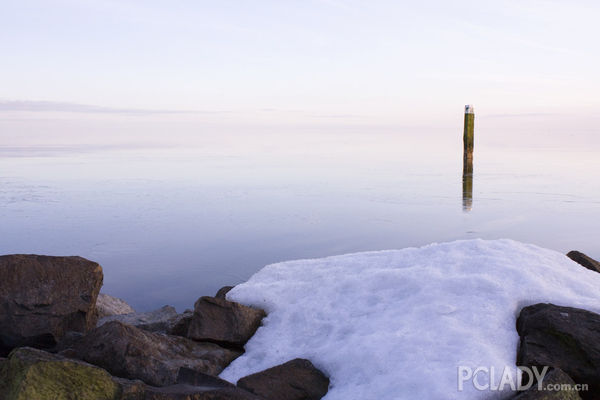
[1,249,600,399]
[0,254,328,400]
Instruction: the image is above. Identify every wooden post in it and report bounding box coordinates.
[463,104,474,158]
[462,105,474,211]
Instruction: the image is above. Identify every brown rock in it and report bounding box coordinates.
[215,286,234,299]
[70,321,242,387]
[53,330,84,354]
[167,310,193,337]
[237,358,329,400]
[118,378,264,400]
[0,254,103,356]
[176,367,235,388]
[187,297,265,348]
[567,251,600,273]
[0,347,261,400]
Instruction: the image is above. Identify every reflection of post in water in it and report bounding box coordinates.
[462,105,474,211]
[462,154,473,211]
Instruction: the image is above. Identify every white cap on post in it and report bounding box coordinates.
[465,105,474,114]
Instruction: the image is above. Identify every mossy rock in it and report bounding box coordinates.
[514,368,582,399]
[0,347,120,400]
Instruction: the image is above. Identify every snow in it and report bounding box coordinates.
[220,239,600,399]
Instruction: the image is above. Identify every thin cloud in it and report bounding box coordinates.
[310,113,366,119]
[483,112,559,119]
[0,100,226,115]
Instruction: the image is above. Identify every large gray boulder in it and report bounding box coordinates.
[567,251,600,274]
[513,368,582,399]
[0,254,103,356]
[96,293,136,319]
[70,321,241,386]
[187,296,265,348]
[517,303,600,398]
[237,358,330,400]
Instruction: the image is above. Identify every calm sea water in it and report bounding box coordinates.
[1,129,599,311]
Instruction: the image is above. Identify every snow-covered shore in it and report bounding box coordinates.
[221,239,600,399]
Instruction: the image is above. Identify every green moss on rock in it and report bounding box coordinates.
[0,347,120,400]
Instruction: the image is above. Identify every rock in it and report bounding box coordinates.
[187,296,265,348]
[118,378,263,400]
[216,286,234,299]
[166,309,194,337]
[513,368,582,399]
[0,254,103,356]
[98,305,194,336]
[53,330,84,355]
[237,358,330,400]
[96,293,136,319]
[71,321,242,386]
[138,386,262,400]
[98,305,179,333]
[0,347,120,400]
[517,303,600,398]
[0,347,262,400]
[176,367,235,388]
[566,251,600,273]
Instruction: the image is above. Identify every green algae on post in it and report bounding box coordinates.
[463,104,475,158]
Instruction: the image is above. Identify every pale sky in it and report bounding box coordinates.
[1,0,600,146]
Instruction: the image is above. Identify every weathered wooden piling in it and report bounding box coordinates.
[463,104,474,158]
[462,105,474,211]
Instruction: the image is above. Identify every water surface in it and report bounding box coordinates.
[1,129,598,311]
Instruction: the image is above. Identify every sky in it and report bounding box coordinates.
[1,0,600,146]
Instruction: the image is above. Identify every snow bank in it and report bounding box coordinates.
[220,239,600,399]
